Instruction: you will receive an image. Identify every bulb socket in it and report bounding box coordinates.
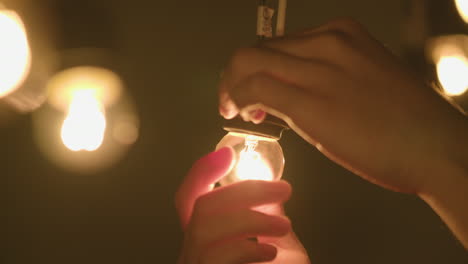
[223,115,289,140]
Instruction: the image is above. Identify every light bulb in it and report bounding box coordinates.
[436,55,468,96]
[0,8,31,98]
[61,90,106,152]
[455,0,468,24]
[216,132,284,185]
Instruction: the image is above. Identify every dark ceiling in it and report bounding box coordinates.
[2,0,467,263]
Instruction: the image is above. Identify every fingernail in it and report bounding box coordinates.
[220,105,236,119]
[214,147,233,160]
[204,147,233,167]
[250,110,266,124]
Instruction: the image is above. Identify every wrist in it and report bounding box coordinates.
[418,109,468,196]
[417,132,468,248]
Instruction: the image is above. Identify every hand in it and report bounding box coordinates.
[175,147,310,264]
[218,18,468,195]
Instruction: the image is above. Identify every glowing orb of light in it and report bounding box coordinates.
[436,55,468,96]
[0,10,31,97]
[235,148,274,181]
[61,90,106,151]
[455,0,468,24]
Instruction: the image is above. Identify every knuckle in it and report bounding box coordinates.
[243,74,269,96]
[230,47,258,69]
[326,30,350,45]
[328,18,364,35]
[318,30,352,54]
[243,211,260,226]
[242,180,265,196]
[192,195,209,217]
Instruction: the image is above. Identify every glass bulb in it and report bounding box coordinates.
[216,132,284,185]
[0,9,31,98]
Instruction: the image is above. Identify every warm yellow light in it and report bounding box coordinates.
[455,0,468,24]
[47,66,123,111]
[234,136,274,181]
[0,9,31,98]
[61,90,106,151]
[235,148,273,181]
[436,55,468,96]
[113,120,139,145]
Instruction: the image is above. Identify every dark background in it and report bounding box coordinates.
[2,0,467,263]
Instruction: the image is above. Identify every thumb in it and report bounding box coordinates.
[175,147,234,229]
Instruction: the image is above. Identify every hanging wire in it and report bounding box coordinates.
[276,0,288,36]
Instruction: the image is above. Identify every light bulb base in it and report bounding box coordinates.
[223,115,289,140]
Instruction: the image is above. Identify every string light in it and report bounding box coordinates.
[455,0,468,24]
[0,7,31,98]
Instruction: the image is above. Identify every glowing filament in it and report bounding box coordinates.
[61,90,106,151]
[436,55,468,96]
[0,10,31,97]
[234,137,273,181]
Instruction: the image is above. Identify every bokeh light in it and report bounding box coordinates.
[112,114,139,146]
[455,0,468,24]
[0,8,31,98]
[436,55,468,96]
[33,64,139,173]
[427,35,468,96]
[61,90,106,151]
[47,66,123,152]
[47,66,123,111]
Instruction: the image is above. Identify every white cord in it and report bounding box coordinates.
[276,0,287,36]
[276,0,287,37]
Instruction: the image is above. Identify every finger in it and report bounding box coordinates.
[218,47,336,119]
[200,240,277,264]
[175,147,234,229]
[219,85,238,119]
[231,71,331,128]
[257,18,376,63]
[258,30,356,60]
[275,18,392,64]
[194,180,291,215]
[230,72,339,146]
[189,209,290,251]
[292,18,369,37]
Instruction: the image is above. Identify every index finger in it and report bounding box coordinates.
[175,147,234,229]
[218,47,335,120]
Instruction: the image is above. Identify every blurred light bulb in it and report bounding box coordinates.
[61,90,106,151]
[455,0,468,24]
[436,55,468,96]
[47,66,123,111]
[0,8,31,98]
[216,132,284,185]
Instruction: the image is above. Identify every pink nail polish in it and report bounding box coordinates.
[253,110,266,120]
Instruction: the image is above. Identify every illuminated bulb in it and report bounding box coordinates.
[436,55,468,96]
[0,8,31,97]
[47,66,123,111]
[216,132,284,185]
[455,0,468,24]
[61,90,106,151]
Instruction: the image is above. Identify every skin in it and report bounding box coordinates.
[176,148,310,264]
[177,18,468,263]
